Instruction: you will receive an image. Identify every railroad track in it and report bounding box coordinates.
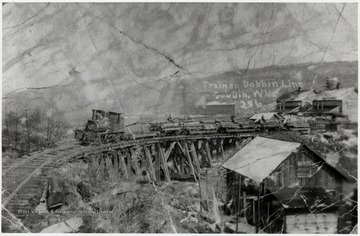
[1,131,269,232]
[2,143,80,175]
[1,142,90,232]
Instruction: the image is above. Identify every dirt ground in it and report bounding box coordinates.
[23,159,241,233]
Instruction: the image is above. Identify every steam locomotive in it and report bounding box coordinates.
[75,109,126,145]
[75,110,296,145]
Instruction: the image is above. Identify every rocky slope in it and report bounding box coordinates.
[2,3,358,126]
[23,161,233,233]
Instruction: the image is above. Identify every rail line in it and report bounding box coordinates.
[1,131,268,232]
[2,142,80,175]
[1,142,92,232]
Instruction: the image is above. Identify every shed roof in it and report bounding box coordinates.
[273,106,301,114]
[222,137,301,182]
[249,112,284,121]
[304,106,342,115]
[276,89,310,102]
[285,121,310,128]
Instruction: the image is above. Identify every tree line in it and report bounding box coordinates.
[2,106,69,157]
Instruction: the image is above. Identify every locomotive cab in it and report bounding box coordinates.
[92,109,106,120]
[108,111,125,132]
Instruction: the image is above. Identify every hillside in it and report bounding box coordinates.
[2,3,358,126]
[3,61,358,126]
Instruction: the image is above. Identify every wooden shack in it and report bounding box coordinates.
[313,100,343,113]
[274,88,307,115]
[276,100,302,114]
[304,99,343,118]
[222,137,352,233]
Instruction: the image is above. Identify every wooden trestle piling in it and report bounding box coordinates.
[81,136,249,183]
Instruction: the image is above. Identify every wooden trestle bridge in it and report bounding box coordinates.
[78,133,255,183]
[2,132,259,232]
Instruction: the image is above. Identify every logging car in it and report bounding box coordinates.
[216,119,260,133]
[199,119,218,134]
[75,109,125,144]
[147,121,182,136]
[182,121,204,135]
[75,110,311,145]
[216,121,243,133]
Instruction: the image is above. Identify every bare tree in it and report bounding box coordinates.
[3,110,21,151]
[46,113,68,146]
[3,105,70,156]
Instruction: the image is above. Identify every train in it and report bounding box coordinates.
[75,110,306,145]
[75,109,127,144]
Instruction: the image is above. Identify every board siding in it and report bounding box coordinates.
[286,213,338,234]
